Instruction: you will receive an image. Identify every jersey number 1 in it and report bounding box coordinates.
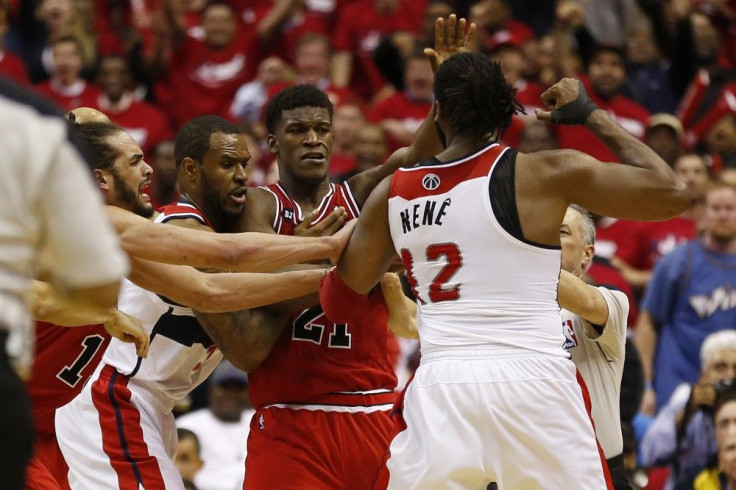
[402,242,463,304]
[56,334,106,388]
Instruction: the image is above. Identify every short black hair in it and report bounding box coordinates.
[433,52,523,139]
[264,84,334,134]
[70,122,125,171]
[174,115,242,168]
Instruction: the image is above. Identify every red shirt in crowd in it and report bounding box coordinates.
[0,50,30,85]
[615,216,697,271]
[331,0,424,99]
[556,78,650,162]
[96,94,173,154]
[368,92,432,152]
[34,79,101,112]
[253,6,330,63]
[503,79,547,147]
[155,31,258,129]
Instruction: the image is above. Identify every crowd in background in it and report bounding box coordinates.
[3,0,736,489]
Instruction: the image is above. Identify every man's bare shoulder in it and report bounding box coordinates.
[237,186,277,233]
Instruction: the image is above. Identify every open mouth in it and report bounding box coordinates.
[139,182,151,201]
[229,188,247,204]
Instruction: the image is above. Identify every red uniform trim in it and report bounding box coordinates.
[91,365,166,490]
[390,144,507,202]
[575,369,614,490]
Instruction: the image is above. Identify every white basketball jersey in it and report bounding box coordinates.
[101,202,223,407]
[561,286,629,458]
[388,143,566,357]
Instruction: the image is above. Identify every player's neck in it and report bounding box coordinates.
[436,135,497,163]
[279,176,331,208]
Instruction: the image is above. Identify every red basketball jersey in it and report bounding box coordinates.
[26,322,111,438]
[248,182,397,409]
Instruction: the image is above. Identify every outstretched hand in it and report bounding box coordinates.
[535,78,599,125]
[425,14,477,74]
[293,207,347,237]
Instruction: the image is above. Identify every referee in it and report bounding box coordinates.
[0,76,129,489]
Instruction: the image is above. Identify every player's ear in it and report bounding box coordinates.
[433,101,441,123]
[181,157,197,181]
[93,169,108,189]
[581,244,594,271]
[267,135,278,154]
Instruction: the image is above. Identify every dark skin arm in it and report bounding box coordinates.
[517,79,689,247]
[336,177,399,294]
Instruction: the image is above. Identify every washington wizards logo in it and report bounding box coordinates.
[422,173,441,190]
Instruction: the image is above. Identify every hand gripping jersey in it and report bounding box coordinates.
[387,143,566,357]
[248,182,397,410]
[100,199,223,407]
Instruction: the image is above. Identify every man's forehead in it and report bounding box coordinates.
[281,106,332,123]
[208,132,249,153]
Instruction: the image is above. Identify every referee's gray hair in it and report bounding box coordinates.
[701,330,736,368]
[569,204,595,245]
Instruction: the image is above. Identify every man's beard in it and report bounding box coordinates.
[111,170,154,218]
[200,171,242,226]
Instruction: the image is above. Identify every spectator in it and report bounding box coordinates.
[694,386,736,489]
[34,35,99,111]
[334,122,388,182]
[175,428,204,489]
[0,3,28,84]
[266,34,360,112]
[230,56,290,126]
[330,102,365,180]
[469,0,535,54]
[641,331,736,490]
[490,42,545,147]
[151,1,258,129]
[636,182,736,416]
[330,0,422,101]
[645,113,685,166]
[368,49,434,151]
[612,153,708,290]
[95,54,173,154]
[557,45,651,162]
[149,140,179,209]
[625,26,680,115]
[676,10,736,129]
[176,361,255,490]
[252,0,330,64]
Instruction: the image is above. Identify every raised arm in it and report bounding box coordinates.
[108,205,352,271]
[533,79,689,221]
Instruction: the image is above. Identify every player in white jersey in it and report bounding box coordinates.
[558,205,630,489]
[320,51,689,489]
[55,117,350,490]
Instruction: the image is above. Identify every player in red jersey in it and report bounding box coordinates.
[192,16,471,489]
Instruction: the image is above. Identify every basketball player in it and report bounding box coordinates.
[558,205,630,489]
[54,116,353,490]
[320,55,689,488]
[192,16,474,489]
